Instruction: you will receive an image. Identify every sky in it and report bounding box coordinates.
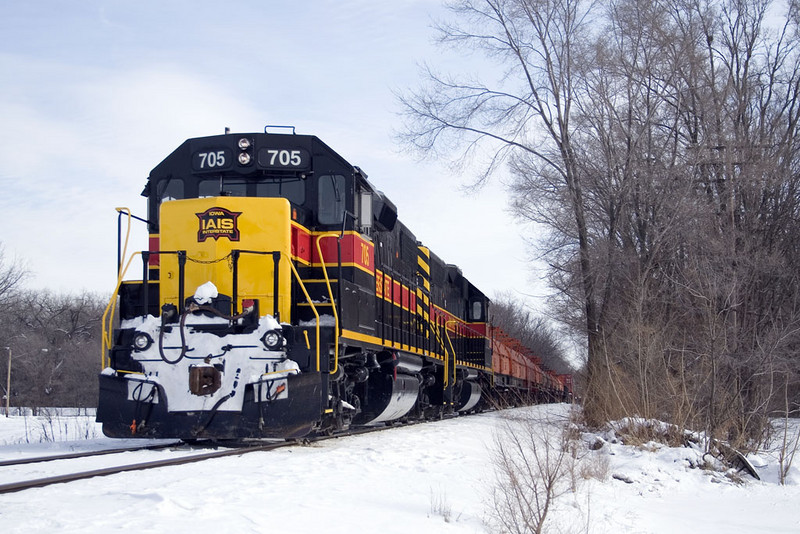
[0,1,550,311]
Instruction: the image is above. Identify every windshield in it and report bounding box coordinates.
[199,178,246,197]
[256,178,305,204]
[153,175,306,208]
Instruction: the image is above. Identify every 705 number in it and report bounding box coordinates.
[198,151,226,168]
[266,149,302,166]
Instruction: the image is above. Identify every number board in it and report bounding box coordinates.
[192,149,233,171]
[257,148,311,170]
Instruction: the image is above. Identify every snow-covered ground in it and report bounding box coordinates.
[1,405,799,533]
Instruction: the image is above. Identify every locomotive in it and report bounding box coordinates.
[97,128,571,440]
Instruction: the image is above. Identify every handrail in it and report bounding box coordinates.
[286,258,321,372]
[115,207,133,276]
[101,251,142,369]
[229,250,281,318]
[315,233,340,376]
[103,207,141,369]
[431,320,455,387]
[430,321,448,381]
[490,325,496,387]
[445,320,459,390]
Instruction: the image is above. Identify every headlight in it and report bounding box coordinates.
[238,152,252,165]
[132,332,153,351]
[261,330,283,350]
[238,138,251,150]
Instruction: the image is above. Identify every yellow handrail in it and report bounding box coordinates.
[101,251,142,369]
[115,207,133,277]
[489,330,496,387]
[315,232,340,376]
[431,321,448,385]
[286,258,321,372]
[445,320,459,390]
[101,208,138,369]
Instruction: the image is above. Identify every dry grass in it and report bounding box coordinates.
[610,418,691,448]
[579,453,610,482]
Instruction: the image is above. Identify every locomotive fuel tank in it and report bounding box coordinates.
[353,352,423,425]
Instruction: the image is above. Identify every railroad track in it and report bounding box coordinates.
[0,426,386,494]
[0,442,181,467]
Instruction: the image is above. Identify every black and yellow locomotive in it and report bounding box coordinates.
[97,129,497,440]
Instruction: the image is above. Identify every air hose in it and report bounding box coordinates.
[158,302,254,364]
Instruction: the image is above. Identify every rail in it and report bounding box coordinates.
[286,258,321,372]
[315,233,341,375]
[229,249,281,318]
[445,320,459,389]
[0,423,389,495]
[430,321,449,385]
[0,442,180,467]
[101,250,143,369]
[0,441,289,494]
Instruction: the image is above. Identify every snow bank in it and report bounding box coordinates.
[1,406,800,533]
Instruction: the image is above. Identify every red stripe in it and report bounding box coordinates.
[149,236,160,266]
[292,225,312,263]
[312,234,374,272]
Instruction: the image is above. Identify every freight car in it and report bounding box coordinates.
[97,128,571,440]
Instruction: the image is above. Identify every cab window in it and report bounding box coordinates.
[318,174,346,225]
[471,300,484,321]
[158,177,184,202]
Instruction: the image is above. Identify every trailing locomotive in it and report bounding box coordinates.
[97,128,571,440]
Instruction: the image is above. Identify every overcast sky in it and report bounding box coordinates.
[0,0,549,311]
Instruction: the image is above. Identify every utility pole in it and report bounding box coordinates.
[4,347,10,417]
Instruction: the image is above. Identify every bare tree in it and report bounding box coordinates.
[399,0,611,419]
[486,408,577,534]
[0,242,27,305]
[401,0,800,441]
[0,242,28,411]
[0,290,104,410]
